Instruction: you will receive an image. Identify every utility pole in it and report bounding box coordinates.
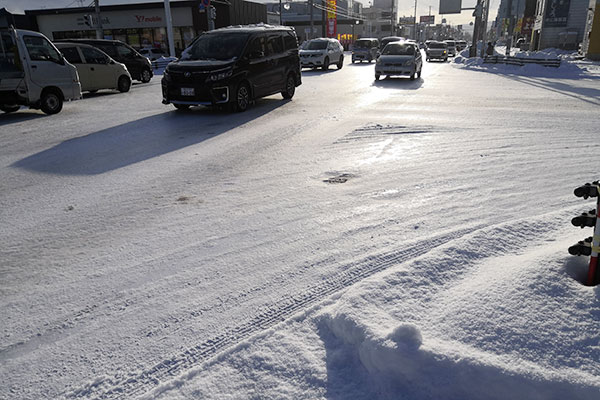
[309,0,314,39]
[163,0,176,57]
[505,0,513,55]
[469,0,483,57]
[413,0,418,40]
[390,0,395,35]
[322,0,326,37]
[94,0,103,39]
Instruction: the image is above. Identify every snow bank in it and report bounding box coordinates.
[452,47,595,78]
[320,312,598,400]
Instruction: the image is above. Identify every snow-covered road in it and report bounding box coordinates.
[1,56,599,399]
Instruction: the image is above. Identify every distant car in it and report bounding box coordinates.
[54,38,153,83]
[139,47,168,61]
[455,40,467,51]
[375,41,422,81]
[55,42,131,93]
[299,38,344,70]
[444,40,457,56]
[425,41,448,62]
[352,38,379,63]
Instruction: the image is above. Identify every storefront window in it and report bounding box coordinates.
[181,27,196,49]
[153,27,167,50]
[141,28,153,49]
[112,29,127,44]
[127,28,140,48]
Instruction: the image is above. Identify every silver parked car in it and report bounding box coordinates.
[375,41,422,81]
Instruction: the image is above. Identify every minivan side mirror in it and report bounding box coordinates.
[248,50,264,59]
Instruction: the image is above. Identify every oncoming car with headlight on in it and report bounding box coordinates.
[161,24,301,112]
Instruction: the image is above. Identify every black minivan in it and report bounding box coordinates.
[54,38,153,83]
[161,25,301,112]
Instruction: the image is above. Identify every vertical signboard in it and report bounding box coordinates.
[544,0,570,27]
[327,0,337,37]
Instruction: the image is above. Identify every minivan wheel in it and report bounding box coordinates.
[40,90,63,115]
[281,74,296,99]
[118,75,131,92]
[141,69,152,83]
[174,104,190,111]
[375,74,380,81]
[0,104,20,113]
[233,82,250,112]
[322,57,329,70]
[337,55,344,69]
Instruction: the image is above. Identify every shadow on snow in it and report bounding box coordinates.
[12,98,286,175]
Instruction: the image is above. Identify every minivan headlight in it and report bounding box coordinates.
[207,69,233,82]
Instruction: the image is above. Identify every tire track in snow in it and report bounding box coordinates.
[67,224,483,400]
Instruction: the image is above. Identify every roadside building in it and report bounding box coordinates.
[21,0,266,52]
[531,0,589,50]
[582,0,600,59]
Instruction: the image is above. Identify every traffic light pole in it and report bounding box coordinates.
[94,0,103,39]
[587,197,600,285]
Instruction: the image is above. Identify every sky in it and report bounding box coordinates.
[2,0,498,26]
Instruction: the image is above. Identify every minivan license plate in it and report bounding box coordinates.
[181,88,194,96]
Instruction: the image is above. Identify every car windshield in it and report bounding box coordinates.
[445,41,455,46]
[382,43,415,55]
[306,41,327,50]
[354,40,370,48]
[183,32,249,61]
[429,42,446,49]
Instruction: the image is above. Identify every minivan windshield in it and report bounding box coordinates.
[306,40,328,50]
[354,40,371,48]
[428,42,446,49]
[184,32,249,61]
[382,43,415,56]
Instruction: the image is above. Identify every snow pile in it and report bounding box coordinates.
[153,212,600,400]
[453,47,591,77]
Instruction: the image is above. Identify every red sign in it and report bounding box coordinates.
[420,15,435,24]
[327,0,337,37]
[135,15,163,23]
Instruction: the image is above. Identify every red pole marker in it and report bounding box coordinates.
[587,194,600,286]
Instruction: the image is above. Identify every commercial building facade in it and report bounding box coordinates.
[21,0,266,53]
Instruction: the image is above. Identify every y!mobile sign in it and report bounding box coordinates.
[327,0,337,37]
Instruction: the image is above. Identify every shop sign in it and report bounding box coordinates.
[544,0,570,27]
[327,0,336,37]
[419,15,435,24]
[135,15,163,23]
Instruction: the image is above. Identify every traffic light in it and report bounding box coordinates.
[84,14,94,27]
[569,181,600,286]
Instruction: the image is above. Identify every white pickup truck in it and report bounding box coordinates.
[1,28,81,114]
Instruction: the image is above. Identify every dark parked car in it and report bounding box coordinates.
[54,38,153,83]
[161,25,302,112]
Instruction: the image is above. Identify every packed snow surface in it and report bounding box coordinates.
[1,52,599,399]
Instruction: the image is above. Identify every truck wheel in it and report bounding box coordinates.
[1,105,20,113]
[118,75,131,92]
[375,74,380,81]
[40,90,63,115]
[141,68,152,83]
[281,74,296,99]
